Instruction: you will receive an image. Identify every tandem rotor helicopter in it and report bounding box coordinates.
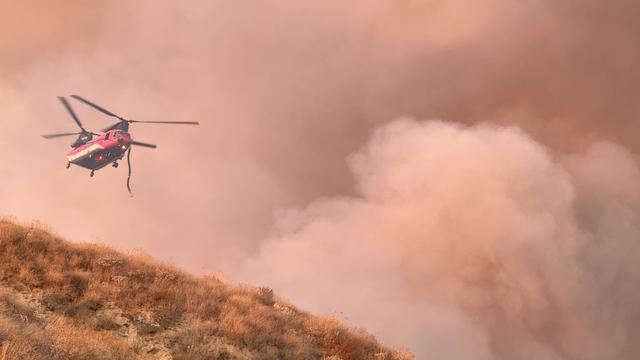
[42,95,199,195]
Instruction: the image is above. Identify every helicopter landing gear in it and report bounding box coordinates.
[112,161,119,168]
[66,162,71,169]
[90,170,95,177]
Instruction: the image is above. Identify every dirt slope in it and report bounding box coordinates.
[0,220,412,360]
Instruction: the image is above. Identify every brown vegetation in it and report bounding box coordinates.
[0,220,412,360]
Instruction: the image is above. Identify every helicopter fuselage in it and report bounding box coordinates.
[66,130,132,170]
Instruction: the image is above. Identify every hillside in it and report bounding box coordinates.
[0,220,412,360]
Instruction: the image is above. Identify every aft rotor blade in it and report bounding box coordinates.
[129,120,199,125]
[70,95,122,119]
[101,123,122,132]
[41,132,81,139]
[58,97,85,131]
[131,141,157,149]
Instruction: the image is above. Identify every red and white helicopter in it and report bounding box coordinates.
[42,95,198,194]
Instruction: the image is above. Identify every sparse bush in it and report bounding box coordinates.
[41,293,73,312]
[93,317,120,331]
[0,291,38,324]
[256,287,276,306]
[65,271,89,297]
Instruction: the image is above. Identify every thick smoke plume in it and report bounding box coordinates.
[243,119,640,358]
[2,0,640,358]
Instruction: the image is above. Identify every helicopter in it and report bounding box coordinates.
[42,95,199,195]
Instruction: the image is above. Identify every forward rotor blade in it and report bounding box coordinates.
[131,141,157,149]
[129,120,199,125]
[41,132,81,139]
[58,97,85,131]
[70,95,122,119]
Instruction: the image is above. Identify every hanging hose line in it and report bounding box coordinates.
[126,147,133,196]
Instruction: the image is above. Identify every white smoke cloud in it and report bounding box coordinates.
[241,119,640,359]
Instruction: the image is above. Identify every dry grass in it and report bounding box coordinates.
[0,220,413,360]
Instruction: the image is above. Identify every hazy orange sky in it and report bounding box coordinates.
[2,1,640,358]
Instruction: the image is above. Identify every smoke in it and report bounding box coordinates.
[2,0,640,358]
[242,119,640,359]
